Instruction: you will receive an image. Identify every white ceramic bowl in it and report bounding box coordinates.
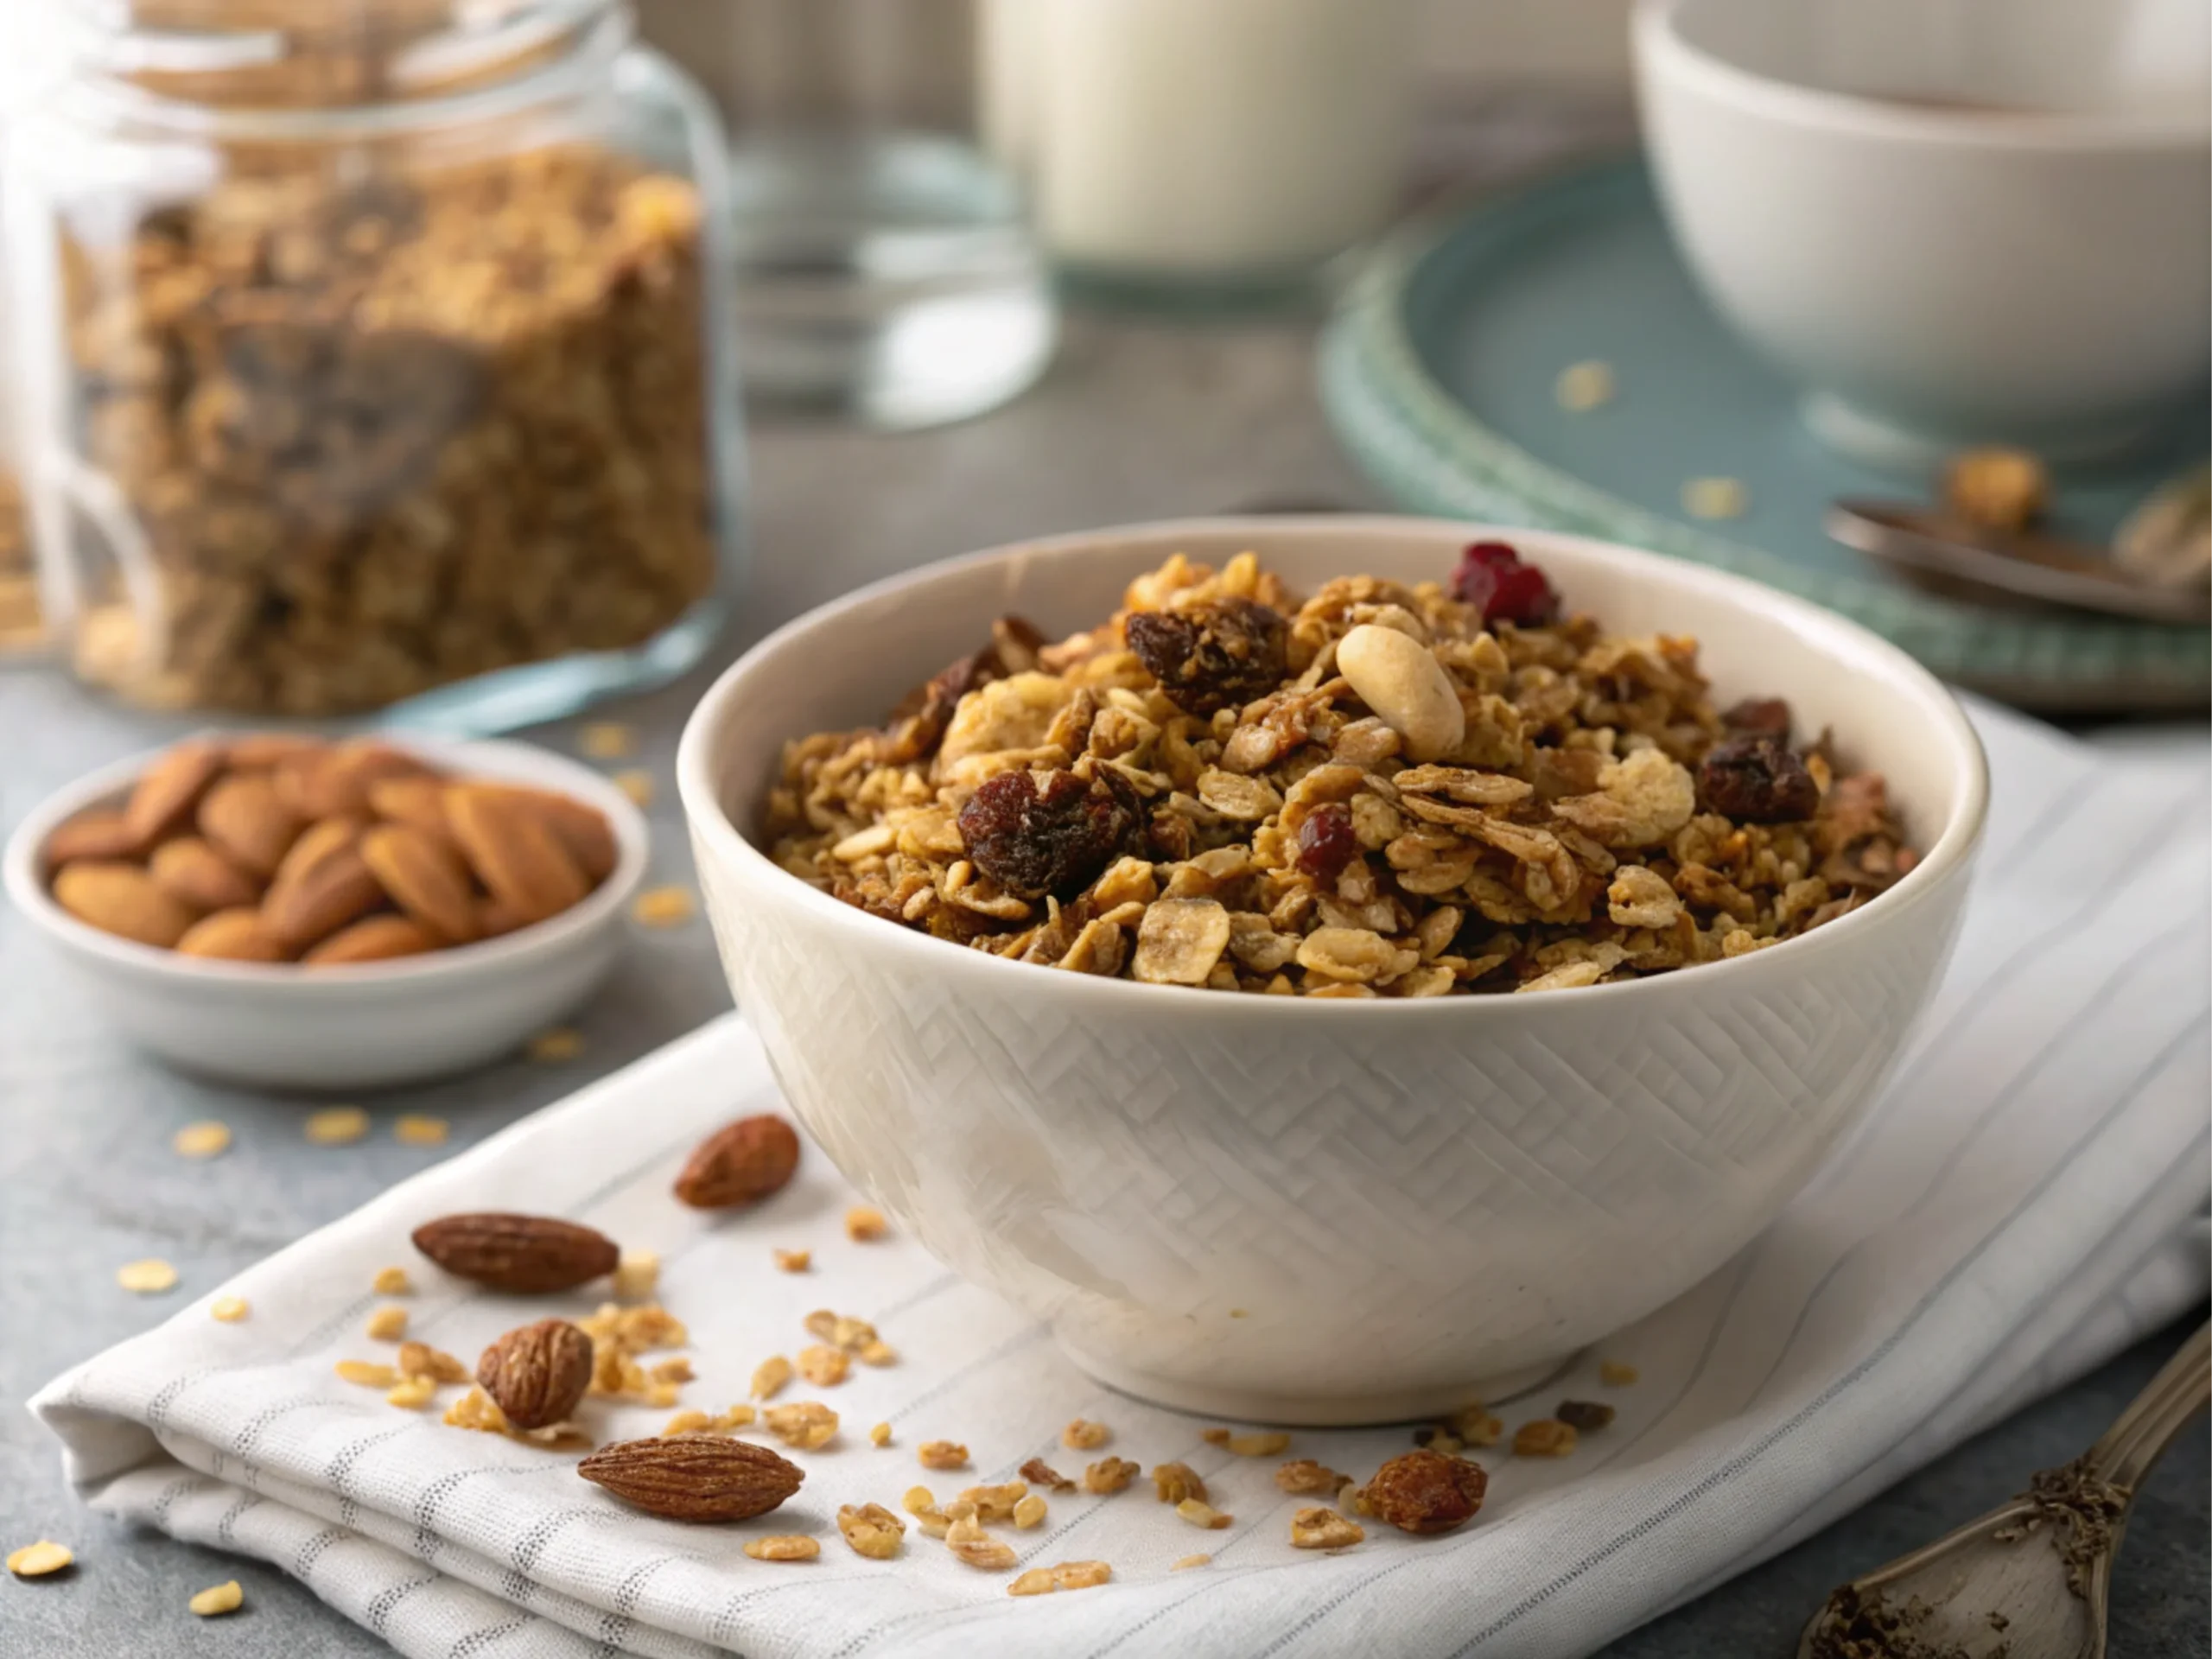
[4,736,647,1092]
[1636,0,2212,470]
[679,517,1988,1424]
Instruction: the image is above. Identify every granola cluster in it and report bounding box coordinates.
[764,545,1916,996]
[54,143,715,714]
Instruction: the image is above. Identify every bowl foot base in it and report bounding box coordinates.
[1056,1338,1575,1427]
[1800,391,2169,476]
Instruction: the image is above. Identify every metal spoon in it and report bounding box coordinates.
[1797,1321,2210,1659]
[1826,500,2212,626]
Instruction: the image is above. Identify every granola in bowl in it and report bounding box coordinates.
[761,541,1916,997]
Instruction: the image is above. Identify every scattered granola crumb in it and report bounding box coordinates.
[742,1535,820,1563]
[1556,1400,1616,1433]
[303,1106,370,1146]
[1084,1458,1139,1495]
[1229,1308,1249,1319]
[752,1356,794,1400]
[117,1259,178,1294]
[1599,1360,1640,1387]
[918,1440,970,1471]
[1008,1567,1057,1597]
[1413,1426,1464,1454]
[663,1410,712,1436]
[1063,1419,1109,1450]
[171,1121,231,1159]
[1555,359,1616,411]
[385,1376,438,1410]
[365,1306,409,1341]
[762,1402,839,1450]
[837,1503,906,1560]
[1226,1431,1291,1457]
[798,1345,851,1387]
[336,1359,400,1388]
[372,1267,413,1296]
[612,769,655,808]
[1365,1450,1489,1534]
[612,1249,660,1302]
[1020,1458,1075,1491]
[1171,1554,1211,1571]
[1152,1463,1206,1505]
[1445,1404,1503,1446]
[1681,476,1748,519]
[1176,1498,1231,1530]
[1290,1508,1365,1549]
[960,1483,1030,1523]
[397,1343,468,1384]
[1514,1419,1578,1458]
[944,1514,1018,1571]
[1012,1493,1048,1529]
[845,1205,889,1242]
[1945,447,2048,534]
[772,1249,811,1274]
[392,1115,448,1147]
[527,1027,584,1063]
[1275,1460,1347,1495]
[1201,1427,1230,1446]
[902,1486,938,1516]
[869,1421,893,1447]
[579,721,635,760]
[859,1339,898,1367]
[188,1580,243,1617]
[648,1357,694,1385]
[6,1541,73,1578]
[632,886,696,928]
[209,1296,249,1323]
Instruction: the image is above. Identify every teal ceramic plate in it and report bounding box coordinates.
[1319,157,2210,712]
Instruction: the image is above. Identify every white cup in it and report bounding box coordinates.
[1635,0,2211,473]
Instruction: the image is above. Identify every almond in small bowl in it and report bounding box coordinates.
[3,734,646,1090]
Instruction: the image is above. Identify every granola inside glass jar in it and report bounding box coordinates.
[6,0,741,719]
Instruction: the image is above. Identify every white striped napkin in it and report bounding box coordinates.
[34,699,2210,1659]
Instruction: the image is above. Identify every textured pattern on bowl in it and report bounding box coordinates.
[679,517,1986,1423]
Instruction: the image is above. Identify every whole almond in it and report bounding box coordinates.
[176,908,289,962]
[445,784,589,925]
[45,809,144,867]
[359,823,480,944]
[263,817,383,949]
[673,1115,802,1210]
[150,837,262,912]
[124,740,226,845]
[411,1212,620,1293]
[54,861,199,947]
[302,914,438,965]
[367,775,459,847]
[476,1319,594,1429]
[198,771,305,877]
[276,741,429,822]
[226,734,327,772]
[579,1436,804,1522]
[502,787,619,883]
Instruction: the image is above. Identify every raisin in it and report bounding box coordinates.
[1554,1399,1616,1433]
[1697,734,1819,823]
[1363,1449,1488,1535]
[1450,540,1560,627]
[957,767,1141,900]
[1719,697,1792,743]
[1124,598,1288,716]
[1294,803,1358,881]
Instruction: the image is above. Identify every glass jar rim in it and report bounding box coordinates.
[53,0,630,136]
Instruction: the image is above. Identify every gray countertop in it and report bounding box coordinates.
[3,121,2205,1655]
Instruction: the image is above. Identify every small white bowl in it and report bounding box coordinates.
[1636,0,2211,470]
[680,515,1989,1424]
[4,735,647,1092]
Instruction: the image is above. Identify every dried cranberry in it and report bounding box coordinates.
[1719,697,1793,743]
[1124,598,1289,716]
[1294,802,1358,881]
[1697,734,1819,823]
[957,767,1141,900]
[1450,540,1560,626]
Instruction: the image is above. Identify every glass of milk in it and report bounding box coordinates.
[982,0,1417,299]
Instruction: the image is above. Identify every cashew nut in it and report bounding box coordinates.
[1334,624,1465,761]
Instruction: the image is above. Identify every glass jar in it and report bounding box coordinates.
[5,0,742,725]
